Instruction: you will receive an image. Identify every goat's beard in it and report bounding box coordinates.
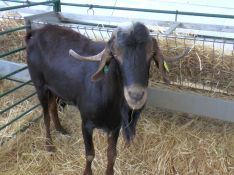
[123,85,147,110]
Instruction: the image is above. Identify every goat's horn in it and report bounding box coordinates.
[69,49,104,61]
[163,47,190,62]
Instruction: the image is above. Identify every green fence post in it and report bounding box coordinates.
[53,0,61,12]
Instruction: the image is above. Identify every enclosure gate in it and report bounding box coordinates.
[0,0,61,144]
[0,0,234,144]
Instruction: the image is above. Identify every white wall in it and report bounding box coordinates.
[1,0,234,38]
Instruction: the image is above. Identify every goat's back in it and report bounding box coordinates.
[25,25,121,121]
[26,25,106,103]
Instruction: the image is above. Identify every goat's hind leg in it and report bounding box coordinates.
[49,94,69,135]
[36,88,55,152]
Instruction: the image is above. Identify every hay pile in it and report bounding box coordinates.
[0,106,234,175]
[150,36,234,97]
[0,12,26,63]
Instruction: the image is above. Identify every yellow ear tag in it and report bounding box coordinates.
[164,61,169,72]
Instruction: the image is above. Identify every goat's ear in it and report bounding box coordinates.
[91,48,112,81]
[152,38,170,84]
[91,35,115,81]
[91,67,104,81]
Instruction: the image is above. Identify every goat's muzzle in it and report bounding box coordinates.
[124,85,147,110]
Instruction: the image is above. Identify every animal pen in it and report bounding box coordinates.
[0,0,234,174]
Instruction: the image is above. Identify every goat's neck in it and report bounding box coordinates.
[102,60,123,100]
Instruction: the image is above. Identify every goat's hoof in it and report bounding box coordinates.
[57,127,69,135]
[46,145,56,152]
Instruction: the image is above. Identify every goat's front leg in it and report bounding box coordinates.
[82,121,95,175]
[106,129,120,175]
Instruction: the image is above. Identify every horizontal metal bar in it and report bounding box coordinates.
[0,1,52,11]
[0,114,42,145]
[194,34,234,41]
[61,3,234,19]
[152,33,234,44]
[0,65,28,80]
[0,80,31,98]
[60,18,116,28]
[0,26,27,36]
[0,91,37,115]
[0,60,30,82]
[6,78,32,85]
[0,5,51,16]
[1,0,28,3]
[147,87,234,122]
[56,13,234,42]
[0,104,40,131]
[180,23,234,34]
[12,114,42,137]
[0,47,25,58]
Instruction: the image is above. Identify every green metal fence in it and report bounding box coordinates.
[60,2,234,20]
[0,0,55,144]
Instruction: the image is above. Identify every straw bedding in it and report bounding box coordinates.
[0,106,234,175]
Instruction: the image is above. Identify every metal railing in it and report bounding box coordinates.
[60,2,234,20]
[26,16,234,97]
[0,0,58,143]
[0,1,52,11]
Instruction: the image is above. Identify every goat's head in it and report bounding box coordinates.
[69,22,187,110]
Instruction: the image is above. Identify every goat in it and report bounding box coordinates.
[25,23,187,175]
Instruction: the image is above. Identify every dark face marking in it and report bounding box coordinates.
[111,22,154,109]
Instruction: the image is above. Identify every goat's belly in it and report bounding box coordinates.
[46,85,77,104]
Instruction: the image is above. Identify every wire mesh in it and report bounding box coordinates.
[29,20,234,97]
[155,34,234,96]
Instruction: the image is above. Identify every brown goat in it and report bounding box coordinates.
[26,23,187,175]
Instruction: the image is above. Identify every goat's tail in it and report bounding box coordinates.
[25,30,35,43]
[121,106,141,143]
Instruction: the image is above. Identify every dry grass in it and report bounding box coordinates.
[1,79,233,175]
[150,36,234,96]
[0,106,234,175]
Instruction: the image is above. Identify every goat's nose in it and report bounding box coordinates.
[128,90,144,102]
